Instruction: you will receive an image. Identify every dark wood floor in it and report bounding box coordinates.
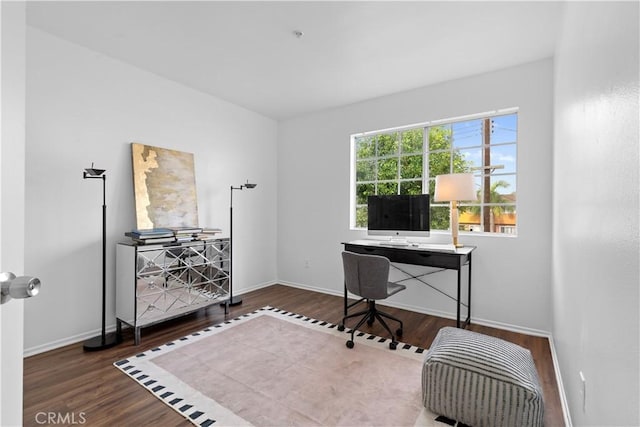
[23,284,565,426]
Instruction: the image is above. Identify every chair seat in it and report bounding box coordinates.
[386,282,406,297]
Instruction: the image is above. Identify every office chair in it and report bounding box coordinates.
[338,251,406,350]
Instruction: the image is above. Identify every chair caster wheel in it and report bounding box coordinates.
[396,328,403,336]
[346,340,354,349]
[389,341,397,350]
[367,318,374,326]
[338,324,345,332]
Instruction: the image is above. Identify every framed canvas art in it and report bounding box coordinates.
[131,143,199,229]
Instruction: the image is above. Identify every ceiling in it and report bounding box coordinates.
[26,1,564,120]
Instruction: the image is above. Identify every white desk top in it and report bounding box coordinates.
[345,239,475,255]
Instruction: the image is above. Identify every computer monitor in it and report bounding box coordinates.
[367,194,430,244]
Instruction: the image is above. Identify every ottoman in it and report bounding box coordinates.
[422,327,544,427]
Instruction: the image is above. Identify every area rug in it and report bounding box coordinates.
[114,306,445,426]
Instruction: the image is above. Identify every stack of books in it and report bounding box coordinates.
[195,227,223,241]
[124,228,176,245]
[125,226,222,245]
[168,226,203,243]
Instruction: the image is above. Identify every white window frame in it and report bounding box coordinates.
[350,108,518,235]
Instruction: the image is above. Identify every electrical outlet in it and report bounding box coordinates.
[304,259,311,269]
[579,371,587,412]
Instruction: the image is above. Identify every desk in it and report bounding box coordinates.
[341,240,475,328]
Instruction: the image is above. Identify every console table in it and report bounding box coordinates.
[116,238,230,344]
[342,240,475,328]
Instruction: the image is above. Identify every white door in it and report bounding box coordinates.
[1,2,27,426]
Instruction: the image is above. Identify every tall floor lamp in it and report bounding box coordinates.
[434,173,477,248]
[83,164,121,351]
[226,180,257,307]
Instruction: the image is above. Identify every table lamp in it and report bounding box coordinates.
[434,173,476,247]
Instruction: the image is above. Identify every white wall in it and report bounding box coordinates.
[553,2,639,425]
[1,2,26,425]
[24,27,278,354]
[278,59,554,334]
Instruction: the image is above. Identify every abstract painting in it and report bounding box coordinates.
[131,143,199,229]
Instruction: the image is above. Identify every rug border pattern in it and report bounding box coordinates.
[113,306,427,426]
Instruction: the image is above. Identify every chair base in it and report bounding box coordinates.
[339,300,403,350]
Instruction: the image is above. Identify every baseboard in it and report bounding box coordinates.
[233,279,278,296]
[278,280,345,299]
[548,335,573,426]
[279,280,550,337]
[24,325,119,357]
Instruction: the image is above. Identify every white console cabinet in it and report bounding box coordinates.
[116,238,229,344]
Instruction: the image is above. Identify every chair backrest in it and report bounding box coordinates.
[342,251,390,300]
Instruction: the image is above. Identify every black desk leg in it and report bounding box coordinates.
[467,253,472,326]
[456,268,461,328]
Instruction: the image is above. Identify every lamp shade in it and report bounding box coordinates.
[434,173,476,202]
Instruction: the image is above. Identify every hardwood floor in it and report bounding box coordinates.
[23,285,565,426]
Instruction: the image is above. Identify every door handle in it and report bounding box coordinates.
[0,272,41,304]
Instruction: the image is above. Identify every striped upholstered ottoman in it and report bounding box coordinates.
[422,327,544,427]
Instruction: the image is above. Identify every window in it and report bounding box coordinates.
[351,111,517,235]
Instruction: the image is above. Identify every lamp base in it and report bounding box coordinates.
[452,235,465,248]
[228,296,243,306]
[83,332,121,352]
[220,296,243,308]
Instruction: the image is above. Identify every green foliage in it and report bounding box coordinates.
[356,160,375,181]
[355,183,375,205]
[401,155,422,179]
[400,180,421,195]
[377,133,399,156]
[355,206,368,228]
[377,158,398,180]
[355,136,375,158]
[378,182,398,195]
[353,126,472,230]
[401,129,423,153]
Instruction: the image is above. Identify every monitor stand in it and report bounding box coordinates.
[386,237,409,246]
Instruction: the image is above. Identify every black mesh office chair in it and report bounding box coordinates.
[338,251,406,349]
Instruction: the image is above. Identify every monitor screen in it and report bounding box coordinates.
[367,194,430,240]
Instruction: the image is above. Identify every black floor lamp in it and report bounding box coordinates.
[83,163,121,351]
[225,180,257,307]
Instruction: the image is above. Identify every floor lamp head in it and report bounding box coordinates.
[83,162,105,179]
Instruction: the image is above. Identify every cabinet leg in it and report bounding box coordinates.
[116,319,122,340]
[134,327,141,346]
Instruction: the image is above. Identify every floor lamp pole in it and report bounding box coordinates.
[227,185,242,306]
[224,180,257,308]
[83,167,121,351]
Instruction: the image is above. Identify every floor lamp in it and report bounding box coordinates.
[434,173,477,248]
[83,164,121,351]
[225,180,257,307]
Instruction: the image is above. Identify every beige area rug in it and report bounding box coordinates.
[114,306,445,426]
